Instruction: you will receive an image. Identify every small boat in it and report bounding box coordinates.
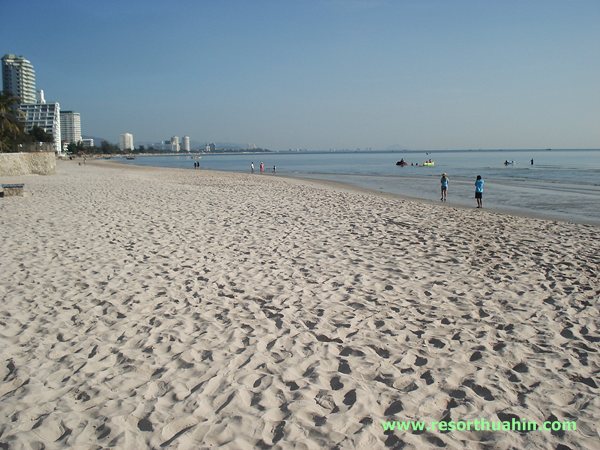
[423,161,435,167]
[396,160,408,166]
[503,160,514,166]
[126,156,135,160]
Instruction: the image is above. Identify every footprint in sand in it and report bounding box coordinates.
[429,338,446,349]
[285,381,299,391]
[315,391,339,413]
[369,345,390,358]
[415,356,428,366]
[464,380,494,401]
[337,359,351,374]
[449,389,466,399]
[343,389,356,409]
[339,346,365,357]
[383,400,403,416]
[272,421,286,444]
[313,415,326,426]
[470,351,483,362]
[493,342,506,352]
[330,376,344,390]
[512,362,528,373]
[137,417,153,432]
[420,371,435,385]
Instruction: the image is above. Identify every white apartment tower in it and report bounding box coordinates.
[183,135,190,152]
[120,133,134,151]
[2,54,37,103]
[60,111,82,144]
[170,136,180,152]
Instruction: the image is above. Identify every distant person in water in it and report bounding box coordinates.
[251,162,254,173]
[531,158,534,165]
[475,175,484,208]
[440,173,449,202]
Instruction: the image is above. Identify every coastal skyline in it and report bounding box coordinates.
[1,0,598,150]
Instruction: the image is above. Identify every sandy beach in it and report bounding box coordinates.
[0,160,598,449]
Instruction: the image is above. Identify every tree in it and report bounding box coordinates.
[100,140,119,154]
[67,142,77,154]
[75,141,88,154]
[0,92,25,152]
[28,126,54,143]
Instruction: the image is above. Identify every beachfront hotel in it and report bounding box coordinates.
[2,54,37,103]
[119,133,134,151]
[183,135,190,152]
[18,102,62,154]
[3,54,63,153]
[60,111,82,145]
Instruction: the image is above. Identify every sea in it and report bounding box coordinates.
[119,149,600,225]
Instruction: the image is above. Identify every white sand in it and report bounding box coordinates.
[0,160,598,449]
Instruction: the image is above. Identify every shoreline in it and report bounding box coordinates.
[1,160,598,449]
[96,158,600,228]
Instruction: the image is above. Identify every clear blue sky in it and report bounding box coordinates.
[2,0,599,150]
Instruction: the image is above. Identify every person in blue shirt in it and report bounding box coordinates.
[440,173,449,202]
[475,175,484,208]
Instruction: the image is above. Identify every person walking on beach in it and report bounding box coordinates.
[251,162,254,173]
[260,162,264,174]
[272,165,276,174]
[475,175,484,208]
[440,173,449,201]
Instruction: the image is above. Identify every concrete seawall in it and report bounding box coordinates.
[0,152,56,176]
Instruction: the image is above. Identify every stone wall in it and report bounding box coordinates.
[0,152,56,176]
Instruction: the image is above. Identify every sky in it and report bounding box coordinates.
[1,0,599,150]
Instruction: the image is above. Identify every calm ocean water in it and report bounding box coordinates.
[120,149,600,225]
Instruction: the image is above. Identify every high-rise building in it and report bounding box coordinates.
[183,135,190,152]
[60,111,82,144]
[18,102,62,153]
[171,136,180,152]
[2,54,37,103]
[3,54,62,154]
[120,133,134,151]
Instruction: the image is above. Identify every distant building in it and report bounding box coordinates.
[18,102,62,153]
[2,54,36,103]
[171,136,180,152]
[120,133,134,151]
[183,135,190,152]
[60,111,82,144]
[205,142,215,152]
[81,138,94,147]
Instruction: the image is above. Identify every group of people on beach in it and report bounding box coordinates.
[440,173,485,208]
[250,162,276,174]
